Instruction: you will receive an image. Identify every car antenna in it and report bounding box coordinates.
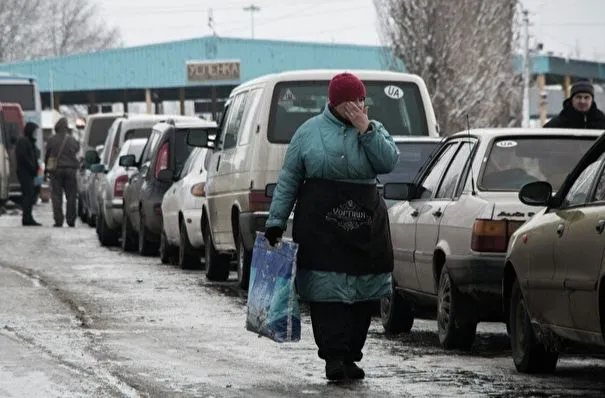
[466,114,477,196]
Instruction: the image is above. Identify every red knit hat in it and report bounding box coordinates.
[328,72,366,107]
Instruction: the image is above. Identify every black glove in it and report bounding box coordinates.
[264,226,283,247]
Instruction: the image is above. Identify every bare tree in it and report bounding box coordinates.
[374,0,521,134]
[0,0,120,62]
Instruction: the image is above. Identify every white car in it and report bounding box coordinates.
[160,147,210,268]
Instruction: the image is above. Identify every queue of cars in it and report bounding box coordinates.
[75,68,605,376]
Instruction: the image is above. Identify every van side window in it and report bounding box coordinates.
[220,92,248,150]
[239,88,263,146]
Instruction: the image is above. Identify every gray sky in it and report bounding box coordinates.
[98,0,605,62]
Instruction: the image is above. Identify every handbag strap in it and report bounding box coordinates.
[55,134,68,162]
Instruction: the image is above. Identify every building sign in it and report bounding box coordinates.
[187,60,240,82]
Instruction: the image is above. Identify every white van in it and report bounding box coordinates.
[198,69,439,288]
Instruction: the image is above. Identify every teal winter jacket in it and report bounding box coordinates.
[266,106,400,303]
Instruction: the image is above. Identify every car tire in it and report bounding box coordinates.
[159,229,177,265]
[204,227,230,282]
[381,284,414,334]
[138,211,157,256]
[178,221,201,269]
[437,265,477,351]
[87,211,96,228]
[510,279,559,373]
[236,232,252,290]
[121,210,138,252]
[98,209,119,246]
[78,197,87,222]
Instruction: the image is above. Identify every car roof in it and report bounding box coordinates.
[235,69,424,91]
[450,127,604,140]
[391,136,443,143]
[119,114,203,130]
[153,118,217,132]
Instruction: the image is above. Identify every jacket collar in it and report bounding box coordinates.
[323,104,353,128]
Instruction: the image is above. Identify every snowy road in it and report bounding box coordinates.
[1,204,604,397]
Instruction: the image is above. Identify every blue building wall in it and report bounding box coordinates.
[0,37,403,92]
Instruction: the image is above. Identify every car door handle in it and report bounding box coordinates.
[432,208,442,218]
[556,223,565,236]
[596,219,605,234]
[411,210,419,217]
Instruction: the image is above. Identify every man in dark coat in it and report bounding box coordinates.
[544,80,605,129]
[15,122,42,226]
[45,117,80,227]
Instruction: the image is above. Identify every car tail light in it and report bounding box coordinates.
[471,219,525,253]
[191,183,206,197]
[154,143,169,178]
[249,189,271,212]
[114,175,128,197]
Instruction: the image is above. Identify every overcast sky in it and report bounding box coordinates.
[98,0,605,62]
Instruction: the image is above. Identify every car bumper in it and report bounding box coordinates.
[446,253,505,319]
[238,212,293,251]
[106,199,124,229]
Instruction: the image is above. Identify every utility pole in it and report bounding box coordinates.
[521,9,530,128]
[243,4,261,39]
[208,8,217,36]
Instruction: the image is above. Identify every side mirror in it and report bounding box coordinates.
[519,181,553,207]
[84,149,100,165]
[383,182,415,201]
[265,183,276,198]
[157,169,174,183]
[119,154,136,168]
[96,144,104,154]
[90,164,106,174]
[187,127,216,148]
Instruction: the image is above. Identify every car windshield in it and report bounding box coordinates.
[174,128,205,175]
[379,141,440,184]
[88,117,118,147]
[268,80,429,143]
[480,137,596,192]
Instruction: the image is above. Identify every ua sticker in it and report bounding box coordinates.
[496,140,518,148]
[384,85,404,99]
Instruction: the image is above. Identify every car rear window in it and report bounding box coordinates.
[174,128,206,174]
[267,80,429,143]
[88,117,118,147]
[480,137,596,192]
[124,128,152,141]
[379,141,440,184]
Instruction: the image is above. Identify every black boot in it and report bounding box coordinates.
[345,362,365,380]
[22,219,42,226]
[325,360,346,381]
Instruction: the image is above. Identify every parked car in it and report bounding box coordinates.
[94,138,147,246]
[77,113,121,221]
[120,118,216,256]
[191,69,440,289]
[504,130,605,374]
[380,136,442,207]
[90,114,192,241]
[381,128,598,351]
[160,147,210,268]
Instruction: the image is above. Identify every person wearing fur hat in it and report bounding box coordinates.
[544,79,605,129]
[15,122,42,226]
[264,72,399,381]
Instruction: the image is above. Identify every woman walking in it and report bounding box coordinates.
[264,72,399,381]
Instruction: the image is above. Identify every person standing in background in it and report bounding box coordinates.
[45,117,80,227]
[15,122,42,226]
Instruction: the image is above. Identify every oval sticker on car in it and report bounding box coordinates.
[384,85,404,99]
[496,140,517,148]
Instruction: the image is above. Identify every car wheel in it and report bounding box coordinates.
[236,232,252,290]
[381,284,414,334]
[98,209,119,246]
[138,211,157,256]
[510,279,559,373]
[178,221,201,269]
[437,265,477,351]
[121,210,138,252]
[78,197,87,222]
[87,210,96,227]
[204,227,230,282]
[159,229,177,265]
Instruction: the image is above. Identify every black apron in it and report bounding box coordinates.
[292,178,394,276]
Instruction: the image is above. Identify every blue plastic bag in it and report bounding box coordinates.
[246,232,301,343]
